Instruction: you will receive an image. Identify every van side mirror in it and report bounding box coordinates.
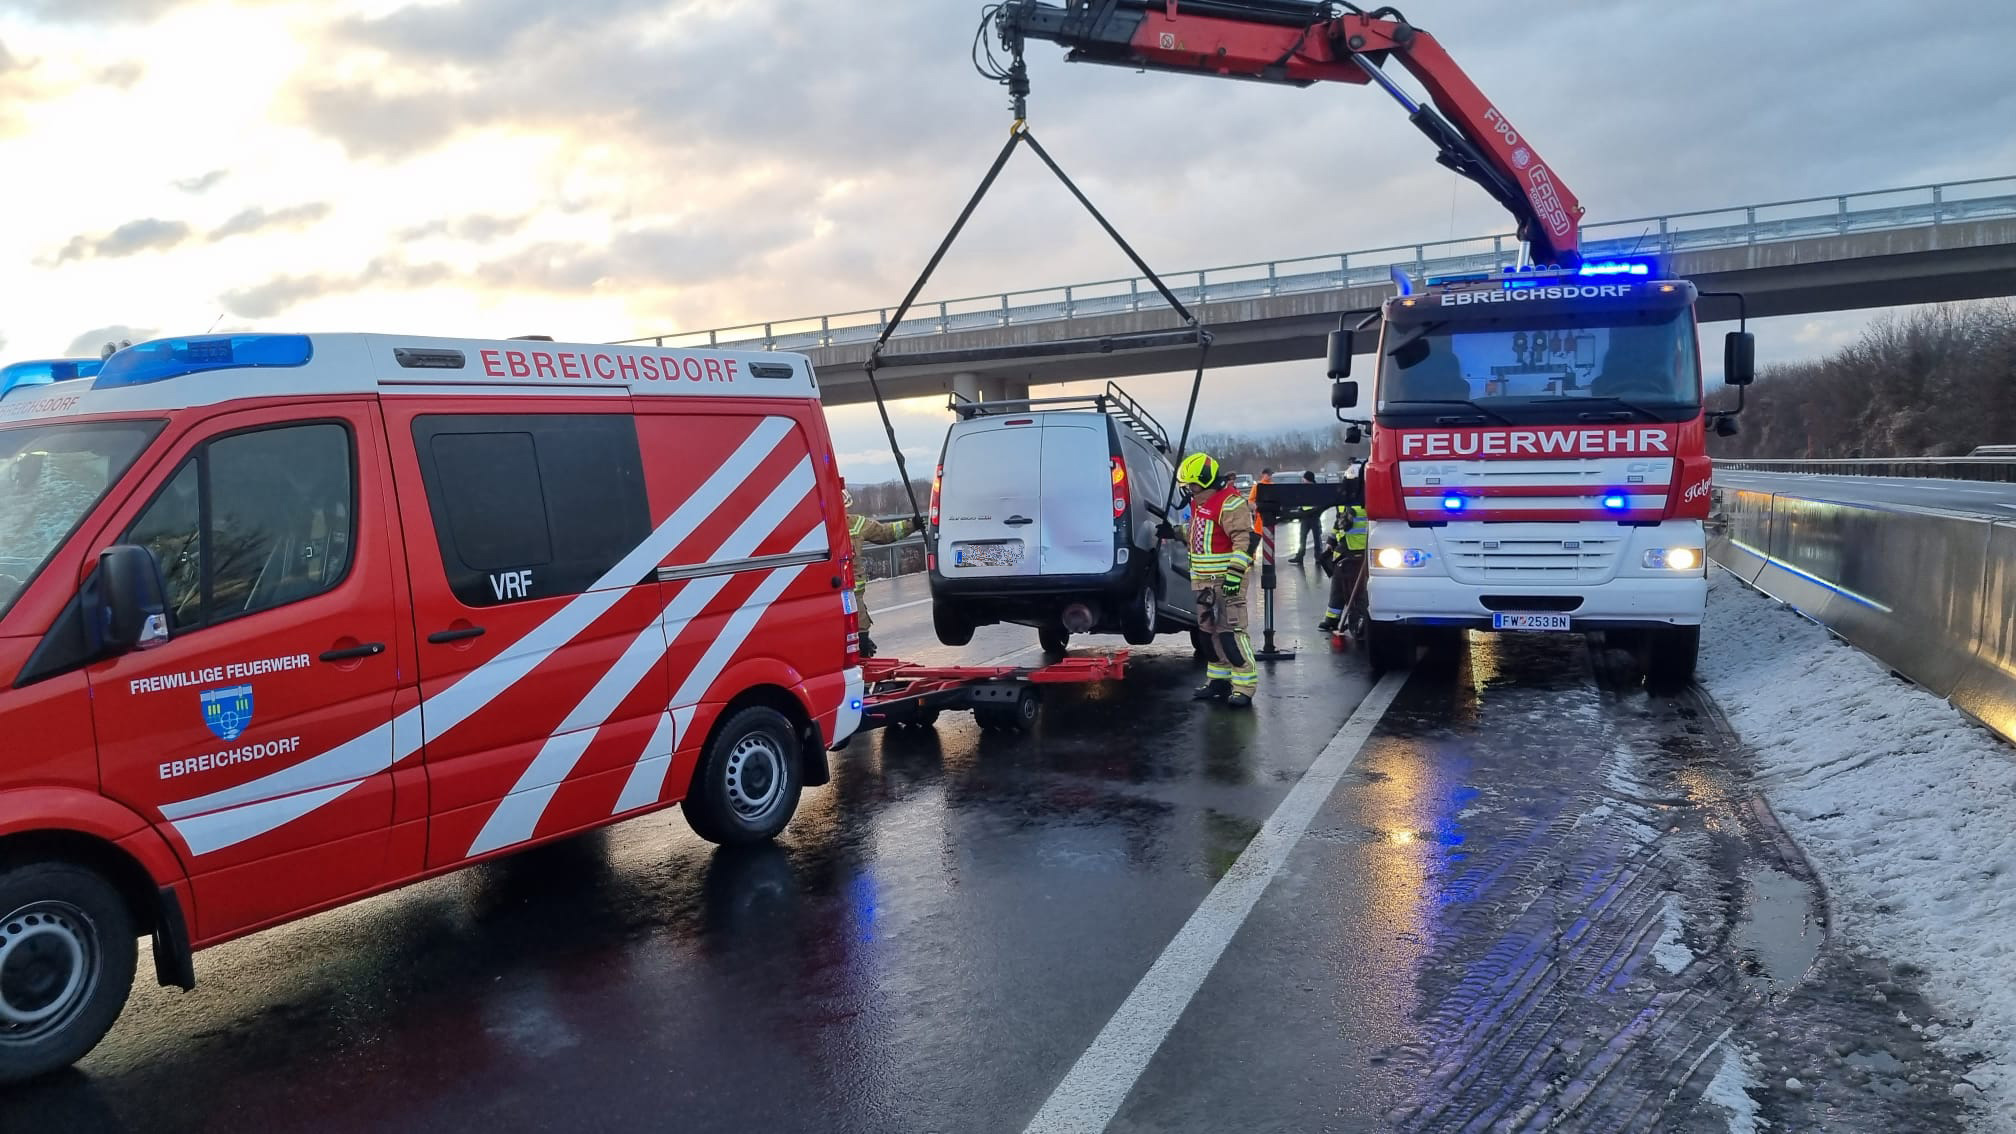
[96,545,170,654]
[1724,331,1756,386]
[1331,381,1359,410]
[1326,330,1353,380]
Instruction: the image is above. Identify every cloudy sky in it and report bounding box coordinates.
[4,0,2013,479]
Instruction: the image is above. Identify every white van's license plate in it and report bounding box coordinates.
[953,541,1024,568]
[1492,612,1572,632]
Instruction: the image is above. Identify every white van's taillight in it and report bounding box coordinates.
[1110,455,1129,519]
[929,464,942,529]
[841,554,862,664]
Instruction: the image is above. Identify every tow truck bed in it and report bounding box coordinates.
[850,652,1128,735]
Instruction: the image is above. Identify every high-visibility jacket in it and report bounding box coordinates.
[1331,506,1369,552]
[1190,484,1255,581]
[848,514,909,573]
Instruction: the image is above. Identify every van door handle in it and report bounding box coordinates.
[427,626,486,644]
[1004,515,1034,526]
[319,642,386,663]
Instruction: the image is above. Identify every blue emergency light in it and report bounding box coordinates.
[95,334,314,389]
[1602,494,1629,511]
[1441,495,1467,512]
[1577,257,1657,277]
[0,357,102,399]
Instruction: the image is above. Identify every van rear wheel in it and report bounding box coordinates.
[933,602,975,647]
[682,706,803,846]
[1121,581,1158,646]
[0,862,136,1084]
[1038,626,1070,657]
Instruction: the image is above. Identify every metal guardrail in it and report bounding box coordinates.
[1708,470,2016,746]
[618,175,2016,354]
[1719,458,2016,483]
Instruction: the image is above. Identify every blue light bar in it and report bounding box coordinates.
[95,334,313,390]
[0,357,103,399]
[1603,494,1629,510]
[1577,257,1657,277]
[1442,495,1466,512]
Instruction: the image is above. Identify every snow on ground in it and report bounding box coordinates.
[1704,1044,1763,1134]
[1699,572,2016,1128]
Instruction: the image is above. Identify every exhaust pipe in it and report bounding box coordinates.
[1061,602,1097,633]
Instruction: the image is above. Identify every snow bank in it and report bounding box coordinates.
[1699,572,2016,1127]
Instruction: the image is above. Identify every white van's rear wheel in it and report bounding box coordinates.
[1120,580,1158,646]
[933,602,975,647]
[0,863,136,1084]
[1038,626,1070,657]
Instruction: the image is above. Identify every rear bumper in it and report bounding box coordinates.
[930,563,1133,598]
[1369,574,1706,629]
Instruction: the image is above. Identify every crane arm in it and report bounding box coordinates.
[991,0,1585,265]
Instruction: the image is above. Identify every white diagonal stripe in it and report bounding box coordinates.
[465,464,818,855]
[612,706,694,815]
[163,416,796,848]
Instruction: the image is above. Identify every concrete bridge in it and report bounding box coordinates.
[617,176,2016,406]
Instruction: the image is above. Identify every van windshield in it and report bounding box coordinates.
[0,419,162,619]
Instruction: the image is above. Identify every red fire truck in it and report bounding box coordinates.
[1329,264,1753,683]
[0,332,866,1079]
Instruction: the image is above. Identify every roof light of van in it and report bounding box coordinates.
[95,334,313,390]
[0,357,102,398]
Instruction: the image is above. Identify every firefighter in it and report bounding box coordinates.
[1318,462,1371,633]
[1174,452,1260,708]
[844,488,911,658]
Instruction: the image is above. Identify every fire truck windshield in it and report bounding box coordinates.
[1376,308,1700,425]
[0,419,162,619]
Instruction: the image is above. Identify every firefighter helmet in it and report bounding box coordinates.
[1177,452,1220,489]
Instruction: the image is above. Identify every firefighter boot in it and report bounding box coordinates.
[1317,614,1340,633]
[1226,691,1254,710]
[859,633,879,659]
[1191,679,1232,702]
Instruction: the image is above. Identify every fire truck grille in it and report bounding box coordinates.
[1442,536,1622,584]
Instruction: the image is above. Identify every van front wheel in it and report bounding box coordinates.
[0,862,137,1084]
[683,707,804,846]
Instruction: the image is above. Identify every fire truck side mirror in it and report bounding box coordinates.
[1326,329,1353,380]
[1331,381,1359,410]
[1714,416,1740,438]
[95,544,171,654]
[1724,332,1756,386]
[1345,424,1364,445]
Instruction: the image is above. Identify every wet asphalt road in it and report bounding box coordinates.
[5,560,1957,1131]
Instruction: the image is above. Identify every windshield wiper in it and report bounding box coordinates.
[1576,395,1675,422]
[1390,399,1516,426]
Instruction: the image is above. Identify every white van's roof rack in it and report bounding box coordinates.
[948,381,1170,452]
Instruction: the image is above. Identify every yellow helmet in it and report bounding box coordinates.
[1176,452,1220,488]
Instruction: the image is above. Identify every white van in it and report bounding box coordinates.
[928,384,1197,654]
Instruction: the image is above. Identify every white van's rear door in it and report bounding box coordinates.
[1040,417,1115,575]
[938,421,1044,579]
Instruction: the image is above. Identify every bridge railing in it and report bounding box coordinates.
[1718,457,2016,483]
[616,175,2016,355]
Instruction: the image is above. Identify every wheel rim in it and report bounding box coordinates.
[1140,586,1155,629]
[0,901,96,1042]
[724,734,788,822]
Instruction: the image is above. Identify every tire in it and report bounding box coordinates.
[682,706,804,846]
[933,602,975,648]
[1367,621,1415,674]
[0,862,138,1084]
[975,688,1040,732]
[1120,578,1159,646]
[1646,625,1700,692]
[1190,629,1216,661]
[1038,625,1070,657]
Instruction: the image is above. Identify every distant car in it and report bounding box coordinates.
[1969,445,2016,457]
[1232,473,1255,493]
[929,383,1198,655]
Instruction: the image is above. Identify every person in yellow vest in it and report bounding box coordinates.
[1318,464,1371,633]
[844,488,910,658]
[1177,453,1259,708]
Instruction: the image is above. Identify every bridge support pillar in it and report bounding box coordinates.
[996,379,1031,405]
[952,372,982,405]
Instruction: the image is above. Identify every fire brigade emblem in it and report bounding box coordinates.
[200,684,254,742]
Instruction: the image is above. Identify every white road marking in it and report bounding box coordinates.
[877,597,933,615]
[1022,670,1410,1134]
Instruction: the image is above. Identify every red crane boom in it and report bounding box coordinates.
[990,0,1586,265]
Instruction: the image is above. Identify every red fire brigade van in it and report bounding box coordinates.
[0,332,865,1080]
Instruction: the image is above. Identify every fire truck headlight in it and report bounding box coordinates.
[1376,547,1431,569]
[1644,548,1702,571]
